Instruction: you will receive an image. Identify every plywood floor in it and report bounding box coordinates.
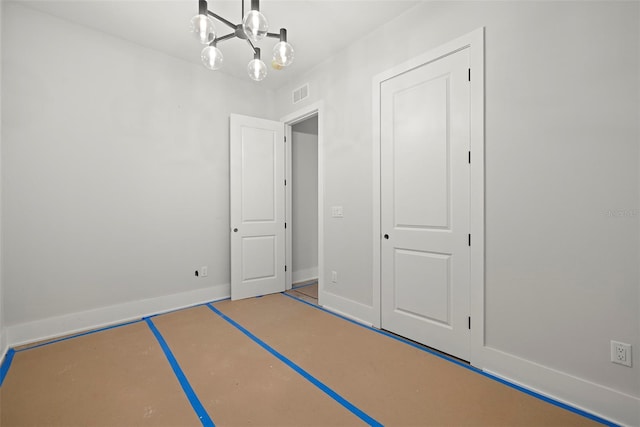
[0,293,608,426]
[285,281,318,305]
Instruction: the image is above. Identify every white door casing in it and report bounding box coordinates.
[373,29,484,365]
[281,101,325,303]
[230,114,285,300]
[380,47,472,360]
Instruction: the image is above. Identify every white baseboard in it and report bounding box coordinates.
[6,284,230,348]
[320,303,374,328]
[292,267,318,284]
[318,291,637,425]
[5,284,636,426]
[482,345,639,426]
[320,289,376,326]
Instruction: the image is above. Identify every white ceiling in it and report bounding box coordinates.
[17,0,419,90]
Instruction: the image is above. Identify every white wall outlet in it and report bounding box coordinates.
[201,266,208,277]
[331,206,344,218]
[331,270,338,283]
[611,340,632,367]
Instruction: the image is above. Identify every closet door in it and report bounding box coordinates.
[380,48,471,360]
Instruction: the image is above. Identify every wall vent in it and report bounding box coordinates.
[292,84,309,104]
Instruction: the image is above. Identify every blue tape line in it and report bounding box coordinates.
[206,303,382,427]
[145,318,215,427]
[0,348,16,387]
[16,319,144,353]
[282,292,480,370]
[282,292,618,427]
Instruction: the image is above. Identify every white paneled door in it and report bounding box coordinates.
[230,114,285,300]
[381,48,471,360]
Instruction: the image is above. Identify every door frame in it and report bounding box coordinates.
[372,28,485,367]
[281,101,324,303]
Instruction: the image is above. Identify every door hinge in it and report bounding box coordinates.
[284,179,287,186]
[468,234,471,246]
[285,265,287,272]
[285,222,287,229]
[284,136,287,142]
[468,316,471,330]
[468,68,471,82]
[468,151,471,164]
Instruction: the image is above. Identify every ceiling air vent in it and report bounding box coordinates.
[293,84,309,104]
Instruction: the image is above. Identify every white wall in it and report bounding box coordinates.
[1,0,638,423]
[0,0,5,359]
[274,1,639,424]
[291,117,318,283]
[1,3,274,341]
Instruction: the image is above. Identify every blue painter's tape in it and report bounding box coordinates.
[282,292,619,427]
[0,348,16,387]
[206,303,382,427]
[16,319,144,353]
[282,292,479,370]
[145,318,215,427]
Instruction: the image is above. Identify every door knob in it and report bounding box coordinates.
[384,234,389,239]
[233,228,238,232]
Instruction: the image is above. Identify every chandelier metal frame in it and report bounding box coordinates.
[200,0,288,50]
[192,0,293,80]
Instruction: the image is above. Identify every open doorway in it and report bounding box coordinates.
[286,115,319,304]
[229,105,323,302]
[282,101,324,306]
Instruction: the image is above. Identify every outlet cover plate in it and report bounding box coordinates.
[611,340,632,367]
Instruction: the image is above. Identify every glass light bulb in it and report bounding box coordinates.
[272,41,294,67]
[242,10,268,43]
[190,14,215,45]
[247,58,267,81]
[271,59,284,70]
[201,46,223,70]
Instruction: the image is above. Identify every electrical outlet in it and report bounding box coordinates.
[611,340,632,367]
[201,266,208,277]
[331,206,343,218]
[331,270,338,283]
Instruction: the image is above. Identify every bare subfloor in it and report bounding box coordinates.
[1,293,601,426]
[285,280,318,305]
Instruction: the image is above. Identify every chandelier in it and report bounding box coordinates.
[190,0,294,81]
